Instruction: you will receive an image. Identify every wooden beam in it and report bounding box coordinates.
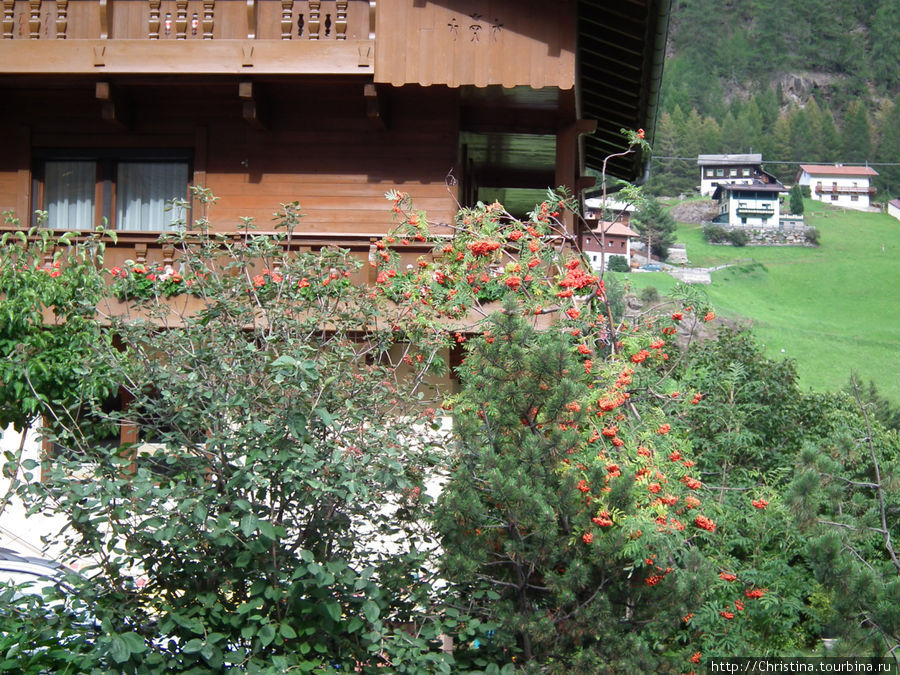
[476,166,555,190]
[95,80,133,128]
[364,81,387,130]
[239,80,269,130]
[0,39,376,74]
[16,126,30,224]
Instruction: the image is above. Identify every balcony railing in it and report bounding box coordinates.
[0,0,374,73]
[735,204,774,216]
[814,185,876,196]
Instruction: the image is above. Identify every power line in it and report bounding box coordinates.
[652,157,900,166]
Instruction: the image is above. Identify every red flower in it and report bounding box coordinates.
[637,128,645,139]
[582,532,594,544]
[691,393,703,404]
[505,276,522,290]
[508,229,524,241]
[745,588,766,599]
[704,311,716,322]
[684,495,701,509]
[650,338,665,349]
[577,344,593,355]
[694,515,716,532]
[648,482,662,494]
[690,651,700,664]
[656,423,671,435]
[467,240,502,257]
[720,572,737,582]
[719,610,734,619]
[584,359,593,374]
[527,257,540,268]
[576,479,590,493]
[669,450,682,461]
[682,476,702,490]
[606,464,621,477]
[566,307,581,320]
[735,600,745,611]
[602,425,618,437]
[592,513,613,527]
[752,498,769,510]
[631,349,650,364]
[645,575,661,586]
[637,446,651,457]
[682,613,694,624]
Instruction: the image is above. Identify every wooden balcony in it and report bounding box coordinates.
[735,203,775,217]
[814,185,876,196]
[0,0,374,74]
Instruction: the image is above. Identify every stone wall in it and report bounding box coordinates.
[701,222,816,246]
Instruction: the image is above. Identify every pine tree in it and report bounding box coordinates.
[875,97,900,198]
[871,0,900,91]
[819,108,843,164]
[789,184,805,215]
[632,196,677,260]
[842,100,872,163]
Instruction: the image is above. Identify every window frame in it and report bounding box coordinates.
[32,148,193,231]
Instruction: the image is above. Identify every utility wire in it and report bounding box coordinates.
[652,157,900,166]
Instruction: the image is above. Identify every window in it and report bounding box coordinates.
[705,168,715,178]
[831,194,838,201]
[741,168,750,177]
[851,195,859,201]
[716,168,725,177]
[729,168,738,177]
[35,151,190,231]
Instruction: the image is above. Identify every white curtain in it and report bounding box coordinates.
[117,162,188,231]
[45,161,95,230]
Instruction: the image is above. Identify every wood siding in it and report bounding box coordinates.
[0,80,460,234]
[374,0,576,89]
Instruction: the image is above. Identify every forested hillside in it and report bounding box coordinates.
[649,0,900,197]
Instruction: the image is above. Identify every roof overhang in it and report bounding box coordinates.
[578,0,672,182]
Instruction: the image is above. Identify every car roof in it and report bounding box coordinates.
[0,547,66,578]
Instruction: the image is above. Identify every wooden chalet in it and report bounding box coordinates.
[0,0,671,274]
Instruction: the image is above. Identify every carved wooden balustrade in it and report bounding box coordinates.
[0,0,375,73]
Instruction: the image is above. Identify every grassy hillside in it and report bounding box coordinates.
[623,200,900,401]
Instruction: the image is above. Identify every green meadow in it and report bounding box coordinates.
[622,200,900,402]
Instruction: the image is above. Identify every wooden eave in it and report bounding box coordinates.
[0,39,374,75]
[578,0,671,182]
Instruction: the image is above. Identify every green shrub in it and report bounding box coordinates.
[607,255,631,272]
[639,285,660,304]
[704,225,730,243]
[805,226,821,245]
[727,229,749,246]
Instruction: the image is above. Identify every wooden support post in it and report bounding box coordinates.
[28,0,41,39]
[239,80,269,130]
[555,119,597,237]
[148,0,161,38]
[364,81,387,130]
[55,0,67,38]
[245,0,256,39]
[335,0,347,39]
[98,0,108,38]
[2,0,14,39]
[202,0,214,38]
[175,0,188,38]
[96,81,132,128]
[308,0,320,39]
[280,0,292,39]
[16,126,30,222]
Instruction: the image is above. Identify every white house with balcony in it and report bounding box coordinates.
[711,180,787,228]
[795,165,878,210]
[698,154,764,196]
